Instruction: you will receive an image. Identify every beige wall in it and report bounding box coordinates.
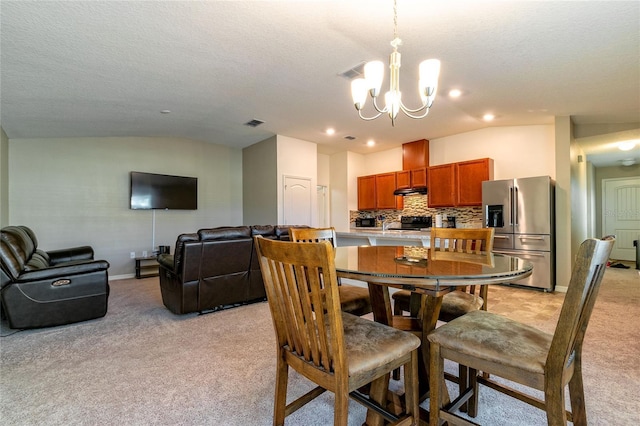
[243,136,278,225]
[554,116,573,290]
[429,125,556,178]
[0,127,8,227]
[364,146,403,174]
[243,135,318,226]
[8,136,243,277]
[329,151,365,232]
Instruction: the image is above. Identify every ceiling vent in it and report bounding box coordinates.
[344,135,356,140]
[244,119,264,127]
[338,62,366,80]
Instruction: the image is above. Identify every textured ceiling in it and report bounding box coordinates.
[1,0,639,167]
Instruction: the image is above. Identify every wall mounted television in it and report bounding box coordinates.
[130,172,198,210]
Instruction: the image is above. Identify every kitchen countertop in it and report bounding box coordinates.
[337,228,432,247]
[339,228,431,238]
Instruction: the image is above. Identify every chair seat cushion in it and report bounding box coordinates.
[338,285,372,316]
[342,313,421,377]
[392,289,483,321]
[427,310,552,376]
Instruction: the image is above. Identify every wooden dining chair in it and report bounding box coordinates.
[428,236,615,426]
[290,227,373,317]
[392,227,495,319]
[391,227,494,388]
[254,236,420,426]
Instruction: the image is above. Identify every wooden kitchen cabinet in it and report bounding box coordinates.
[357,175,376,210]
[396,168,426,189]
[375,172,398,209]
[396,170,410,189]
[358,172,403,210]
[428,158,493,207]
[402,139,429,170]
[410,167,427,187]
[427,163,456,207]
[456,158,493,206]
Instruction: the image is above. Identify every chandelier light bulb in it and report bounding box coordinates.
[351,78,368,110]
[364,61,384,97]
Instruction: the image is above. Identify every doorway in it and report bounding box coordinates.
[603,177,640,261]
[283,176,312,225]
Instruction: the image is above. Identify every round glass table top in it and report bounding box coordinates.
[334,245,533,287]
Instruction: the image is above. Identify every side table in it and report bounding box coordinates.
[135,256,159,279]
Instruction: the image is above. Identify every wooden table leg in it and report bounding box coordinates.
[365,282,392,426]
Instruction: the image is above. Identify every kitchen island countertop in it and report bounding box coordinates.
[336,228,432,247]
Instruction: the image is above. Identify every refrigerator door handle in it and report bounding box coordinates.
[509,187,514,226]
[494,235,511,240]
[495,249,547,258]
[518,235,546,241]
[514,186,519,226]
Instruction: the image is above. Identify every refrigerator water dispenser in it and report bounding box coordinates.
[487,205,504,228]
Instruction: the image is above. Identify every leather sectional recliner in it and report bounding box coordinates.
[0,225,110,329]
[157,225,306,315]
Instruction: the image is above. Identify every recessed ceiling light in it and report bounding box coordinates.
[621,159,636,166]
[618,140,638,151]
[326,128,335,135]
[367,140,375,147]
[448,89,462,98]
[483,113,495,121]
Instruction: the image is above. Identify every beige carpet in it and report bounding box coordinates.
[1,264,638,425]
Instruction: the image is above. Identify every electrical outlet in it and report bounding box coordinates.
[142,250,148,258]
[130,252,136,259]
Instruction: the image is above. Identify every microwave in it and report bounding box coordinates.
[355,217,376,227]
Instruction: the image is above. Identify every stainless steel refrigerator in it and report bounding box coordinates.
[482,176,555,291]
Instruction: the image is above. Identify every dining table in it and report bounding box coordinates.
[333,245,533,425]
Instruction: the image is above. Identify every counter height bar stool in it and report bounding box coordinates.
[290,227,373,317]
[428,236,615,426]
[254,236,420,426]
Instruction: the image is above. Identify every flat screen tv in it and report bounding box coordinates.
[130,172,198,210]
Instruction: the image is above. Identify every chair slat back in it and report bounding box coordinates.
[430,227,495,254]
[547,236,615,374]
[255,236,344,373]
[290,227,338,248]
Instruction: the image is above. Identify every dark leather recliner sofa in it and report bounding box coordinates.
[157,225,306,315]
[0,225,110,329]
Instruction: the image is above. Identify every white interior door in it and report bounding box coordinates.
[603,177,640,261]
[283,176,312,225]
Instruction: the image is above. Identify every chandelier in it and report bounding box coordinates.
[351,0,441,126]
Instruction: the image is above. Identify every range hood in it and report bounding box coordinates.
[393,186,428,196]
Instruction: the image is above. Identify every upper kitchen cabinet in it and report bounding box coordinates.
[427,163,456,207]
[411,167,427,187]
[428,158,494,207]
[376,172,401,209]
[456,158,494,206]
[396,168,426,189]
[402,139,429,170]
[357,175,376,210]
[396,170,410,189]
[357,172,402,210]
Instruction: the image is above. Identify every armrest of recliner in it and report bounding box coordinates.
[16,260,109,283]
[157,254,174,271]
[47,246,95,265]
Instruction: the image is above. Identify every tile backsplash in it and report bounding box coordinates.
[351,194,483,228]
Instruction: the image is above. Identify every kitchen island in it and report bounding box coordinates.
[336,228,432,247]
